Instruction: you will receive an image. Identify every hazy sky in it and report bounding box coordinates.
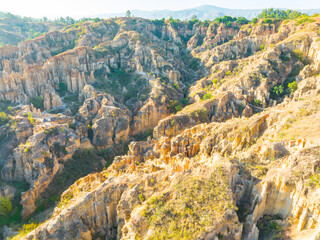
[1,0,320,19]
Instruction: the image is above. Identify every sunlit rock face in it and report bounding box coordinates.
[1,15,320,240]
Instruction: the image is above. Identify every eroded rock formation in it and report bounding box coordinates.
[0,15,320,240]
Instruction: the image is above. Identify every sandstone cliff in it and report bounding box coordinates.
[1,14,320,240]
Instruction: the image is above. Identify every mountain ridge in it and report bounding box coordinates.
[1,6,320,22]
[96,5,320,20]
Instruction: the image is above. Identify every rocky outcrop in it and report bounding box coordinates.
[130,98,169,135]
[243,146,320,240]
[153,92,244,139]
[24,78,320,238]
[2,15,320,240]
[153,106,209,139]
[77,87,131,148]
[26,157,245,240]
[25,173,129,240]
[188,19,320,112]
[0,184,16,199]
[0,18,190,111]
[92,106,130,148]
[293,76,320,99]
[43,90,63,110]
[1,123,91,218]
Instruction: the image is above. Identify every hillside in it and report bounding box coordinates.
[0,13,92,47]
[99,5,320,20]
[0,10,320,240]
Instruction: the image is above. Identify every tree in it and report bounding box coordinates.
[191,15,198,22]
[126,10,132,18]
[258,8,302,20]
[251,18,258,24]
[236,17,249,25]
[59,17,66,23]
[4,12,18,20]
[0,197,12,219]
[58,82,68,92]
[215,16,236,25]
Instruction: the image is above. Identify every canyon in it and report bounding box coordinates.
[0,12,320,240]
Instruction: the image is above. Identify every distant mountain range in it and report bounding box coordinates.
[97,5,320,20]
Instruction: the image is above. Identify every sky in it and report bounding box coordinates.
[1,0,320,19]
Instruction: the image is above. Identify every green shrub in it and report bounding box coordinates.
[58,82,68,92]
[141,167,235,239]
[292,49,310,65]
[44,127,59,137]
[296,17,315,26]
[51,148,105,190]
[238,103,246,112]
[0,197,12,218]
[68,123,76,130]
[53,142,68,156]
[258,8,302,20]
[260,44,266,51]
[202,92,212,101]
[212,78,218,85]
[167,100,180,113]
[273,85,284,96]
[181,98,189,105]
[253,99,262,107]
[58,193,73,208]
[138,194,145,203]
[214,15,248,27]
[175,105,182,112]
[152,18,165,27]
[63,94,79,103]
[251,18,258,24]
[236,17,249,25]
[288,81,297,92]
[29,96,44,110]
[132,129,153,141]
[280,52,291,63]
[168,17,181,29]
[257,216,285,240]
[263,18,273,24]
[173,83,179,89]
[310,169,320,188]
[35,195,60,212]
[0,111,10,125]
[10,222,39,240]
[94,68,106,81]
[27,112,35,125]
